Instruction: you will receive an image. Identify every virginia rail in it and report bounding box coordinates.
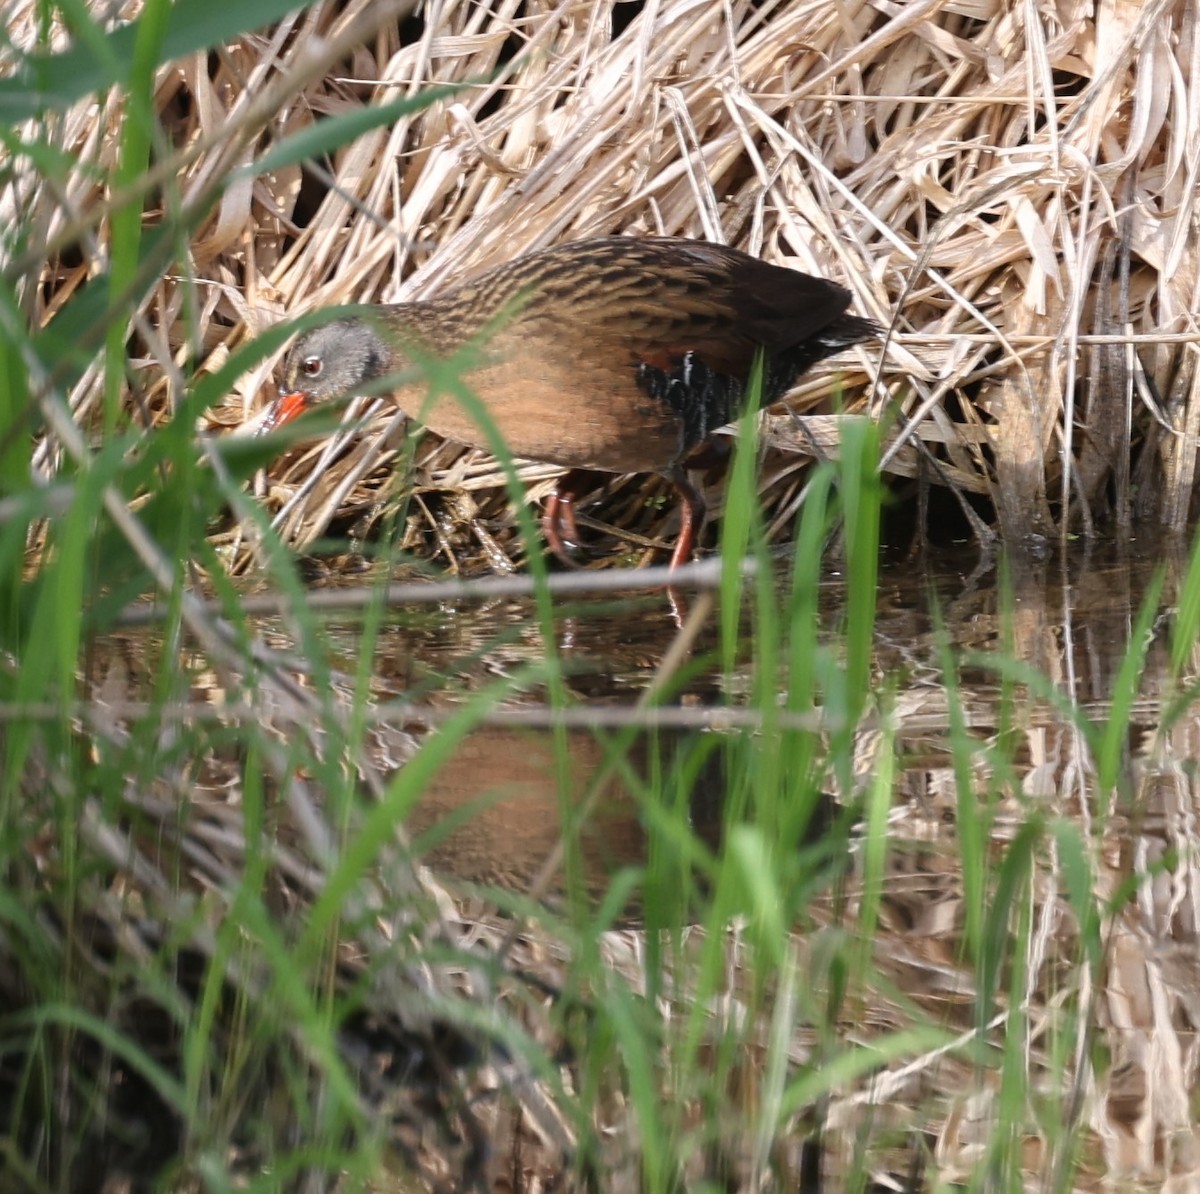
[262,236,878,567]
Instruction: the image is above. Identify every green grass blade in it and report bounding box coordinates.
[0,0,322,118]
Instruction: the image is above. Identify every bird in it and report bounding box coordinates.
[260,236,879,568]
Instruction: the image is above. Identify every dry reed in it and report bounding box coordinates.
[7,0,1200,1187]
[16,0,1199,567]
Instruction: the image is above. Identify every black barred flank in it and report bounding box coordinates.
[637,353,743,450]
[635,312,876,446]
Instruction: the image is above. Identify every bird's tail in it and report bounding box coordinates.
[813,312,881,350]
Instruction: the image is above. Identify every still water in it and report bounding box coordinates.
[94,539,1200,1188]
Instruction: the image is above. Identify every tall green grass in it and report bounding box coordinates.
[1,2,1189,1188]
[0,1,456,1187]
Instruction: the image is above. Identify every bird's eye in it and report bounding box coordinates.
[301,356,323,378]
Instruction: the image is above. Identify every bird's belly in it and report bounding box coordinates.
[410,362,687,474]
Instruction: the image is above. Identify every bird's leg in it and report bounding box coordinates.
[542,468,607,566]
[665,438,731,569]
[667,466,707,570]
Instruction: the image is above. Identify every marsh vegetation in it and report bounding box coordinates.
[4,0,1200,1188]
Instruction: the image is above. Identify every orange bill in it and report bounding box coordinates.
[260,391,310,435]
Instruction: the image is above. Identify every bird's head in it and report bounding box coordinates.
[261,318,391,432]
